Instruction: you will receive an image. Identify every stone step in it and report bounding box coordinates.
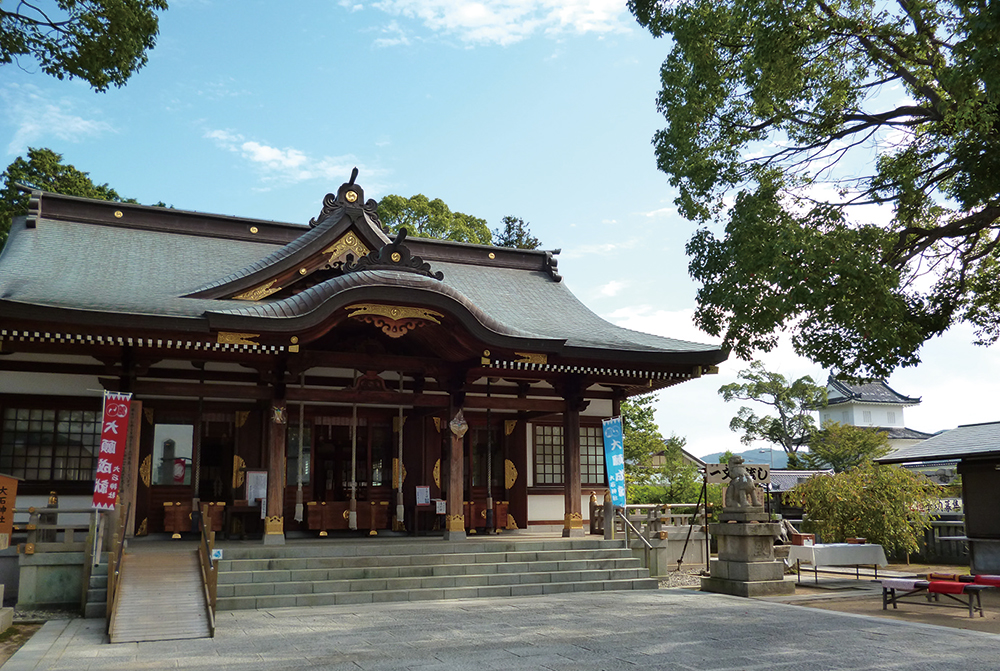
[217,567,651,598]
[216,538,625,561]
[218,548,634,573]
[218,557,641,585]
[217,578,658,610]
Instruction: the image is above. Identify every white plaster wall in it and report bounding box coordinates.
[526,493,594,527]
[0,370,102,398]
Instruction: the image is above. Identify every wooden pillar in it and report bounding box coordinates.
[559,377,588,538]
[264,401,287,545]
[562,400,583,537]
[445,403,467,541]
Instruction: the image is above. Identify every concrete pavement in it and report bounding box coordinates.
[6,589,999,670]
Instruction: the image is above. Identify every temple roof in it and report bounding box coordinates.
[0,183,727,369]
[878,422,1000,464]
[825,376,921,407]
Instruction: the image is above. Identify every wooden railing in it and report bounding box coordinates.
[13,506,94,554]
[105,503,130,636]
[198,504,218,637]
[589,497,706,539]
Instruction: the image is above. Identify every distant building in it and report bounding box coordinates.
[821,376,934,450]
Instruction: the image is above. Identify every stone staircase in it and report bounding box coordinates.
[83,556,108,619]
[216,537,657,610]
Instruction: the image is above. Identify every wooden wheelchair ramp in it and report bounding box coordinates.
[109,549,212,644]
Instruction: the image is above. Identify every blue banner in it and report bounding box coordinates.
[602,416,626,507]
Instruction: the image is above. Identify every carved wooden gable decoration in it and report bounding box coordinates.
[186,168,395,302]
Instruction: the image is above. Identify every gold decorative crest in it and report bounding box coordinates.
[137,518,148,536]
[232,455,246,489]
[139,455,151,487]
[217,332,260,346]
[514,352,548,365]
[233,279,281,301]
[433,459,441,489]
[432,417,442,433]
[504,419,518,436]
[346,304,443,338]
[505,459,518,490]
[322,232,370,265]
[506,514,518,530]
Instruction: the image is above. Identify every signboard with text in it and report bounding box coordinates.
[704,463,770,485]
[92,391,133,510]
[0,474,18,550]
[602,417,626,507]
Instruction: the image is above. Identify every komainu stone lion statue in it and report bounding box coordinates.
[725,456,762,509]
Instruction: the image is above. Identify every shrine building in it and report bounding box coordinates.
[0,174,727,543]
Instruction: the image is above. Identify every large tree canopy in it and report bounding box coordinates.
[629,0,1000,377]
[1,147,134,246]
[378,194,492,245]
[1,0,168,91]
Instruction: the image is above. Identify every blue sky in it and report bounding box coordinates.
[4,0,1000,457]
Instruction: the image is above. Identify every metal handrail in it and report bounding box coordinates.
[197,504,218,637]
[616,508,652,568]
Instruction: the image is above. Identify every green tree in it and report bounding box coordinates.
[719,361,827,467]
[1,0,168,92]
[1,147,135,246]
[378,194,492,245]
[628,0,1000,378]
[492,215,541,249]
[803,422,891,473]
[622,394,702,504]
[791,462,938,556]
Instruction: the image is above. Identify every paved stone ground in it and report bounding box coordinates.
[6,589,1000,671]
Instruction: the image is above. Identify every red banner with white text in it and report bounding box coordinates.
[92,391,133,510]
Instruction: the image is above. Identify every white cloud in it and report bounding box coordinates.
[597,280,627,297]
[205,129,381,186]
[642,206,675,218]
[367,0,629,46]
[1,84,114,155]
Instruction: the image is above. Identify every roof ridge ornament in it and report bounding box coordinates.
[345,228,444,280]
[309,168,383,228]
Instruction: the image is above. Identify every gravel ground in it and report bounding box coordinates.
[657,568,707,589]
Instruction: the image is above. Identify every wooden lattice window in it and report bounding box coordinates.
[0,408,101,484]
[533,424,605,486]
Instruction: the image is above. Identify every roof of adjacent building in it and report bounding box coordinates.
[881,427,936,441]
[825,375,921,407]
[769,469,834,492]
[0,185,727,369]
[877,421,1000,464]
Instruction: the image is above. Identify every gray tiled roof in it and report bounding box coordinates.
[0,205,724,359]
[769,469,833,492]
[826,375,920,406]
[877,421,1000,464]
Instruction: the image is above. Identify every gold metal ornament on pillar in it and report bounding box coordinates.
[446,514,465,532]
[504,459,517,490]
[564,512,583,529]
[265,516,283,535]
[433,459,441,488]
[139,455,151,487]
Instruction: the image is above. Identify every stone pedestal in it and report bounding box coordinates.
[700,521,794,597]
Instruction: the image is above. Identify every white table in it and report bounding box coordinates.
[788,543,888,583]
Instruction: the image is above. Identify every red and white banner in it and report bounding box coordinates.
[92,391,133,510]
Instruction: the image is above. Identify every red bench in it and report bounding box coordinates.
[881,577,993,618]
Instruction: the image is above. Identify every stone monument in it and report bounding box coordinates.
[700,456,794,597]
